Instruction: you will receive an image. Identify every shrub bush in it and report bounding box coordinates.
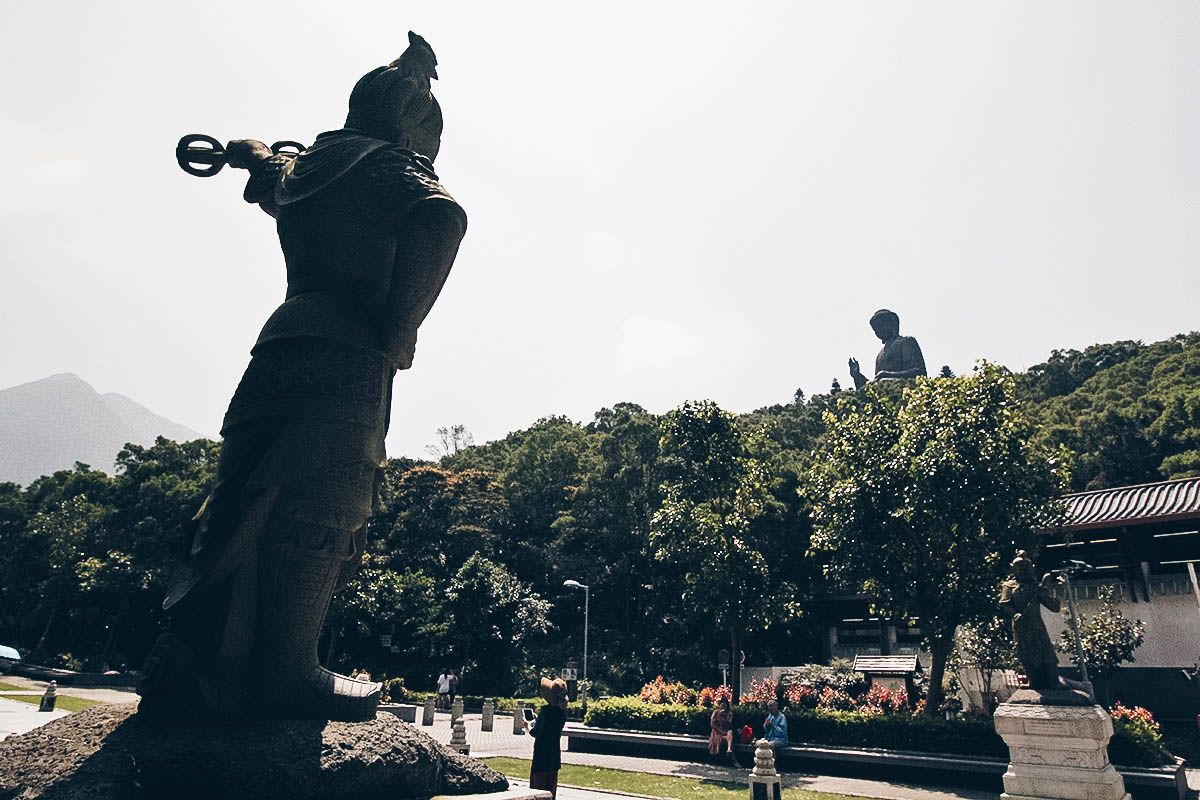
[406,692,586,720]
[583,697,1174,767]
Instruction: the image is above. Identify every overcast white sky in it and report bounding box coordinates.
[1,1,1197,458]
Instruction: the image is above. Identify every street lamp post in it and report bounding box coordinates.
[564,579,589,710]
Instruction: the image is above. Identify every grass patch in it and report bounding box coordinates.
[0,682,28,692]
[0,693,102,712]
[480,757,872,800]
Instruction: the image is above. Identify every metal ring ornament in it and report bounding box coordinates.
[176,134,226,177]
[270,140,305,157]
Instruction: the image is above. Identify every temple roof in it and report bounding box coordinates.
[1062,476,1200,532]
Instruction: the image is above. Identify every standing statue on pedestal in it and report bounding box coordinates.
[999,551,1062,692]
[848,309,927,390]
[139,32,467,722]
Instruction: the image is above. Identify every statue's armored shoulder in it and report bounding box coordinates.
[350,146,466,230]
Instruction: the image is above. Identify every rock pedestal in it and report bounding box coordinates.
[994,701,1130,800]
[481,698,494,732]
[748,739,782,800]
[0,702,507,800]
[423,694,436,726]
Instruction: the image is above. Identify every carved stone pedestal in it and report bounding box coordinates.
[748,740,782,800]
[994,702,1129,800]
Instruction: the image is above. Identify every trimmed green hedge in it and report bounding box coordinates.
[405,692,586,720]
[582,697,1174,768]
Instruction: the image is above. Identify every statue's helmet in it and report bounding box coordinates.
[1011,550,1035,580]
[346,31,444,161]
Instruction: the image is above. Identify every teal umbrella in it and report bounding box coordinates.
[0,645,20,660]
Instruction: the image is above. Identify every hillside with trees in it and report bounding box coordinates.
[0,332,1195,697]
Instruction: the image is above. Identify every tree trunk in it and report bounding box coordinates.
[923,636,953,716]
[730,628,743,703]
[92,601,128,672]
[324,623,342,668]
[30,606,56,663]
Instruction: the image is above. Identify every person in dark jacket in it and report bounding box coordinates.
[526,677,568,798]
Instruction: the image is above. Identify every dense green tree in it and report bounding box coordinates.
[443,552,552,694]
[952,615,1018,714]
[650,400,792,699]
[809,364,1068,715]
[376,465,508,585]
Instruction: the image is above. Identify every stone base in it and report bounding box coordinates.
[0,701,508,800]
[994,701,1129,800]
[380,702,418,723]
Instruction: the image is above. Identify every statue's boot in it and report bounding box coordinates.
[250,541,380,720]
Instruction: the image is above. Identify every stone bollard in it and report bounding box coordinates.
[422,694,436,726]
[38,681,57,713]
[481,698,494,732]
[748,739,781,800]
[451,697,464,723]
[513,700,526,734]
[450,714,470,755]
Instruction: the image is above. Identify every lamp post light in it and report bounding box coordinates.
[564,579,589,710]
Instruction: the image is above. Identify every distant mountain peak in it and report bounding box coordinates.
[0,374,205,486]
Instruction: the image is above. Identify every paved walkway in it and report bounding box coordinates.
[0,695,69,740]
[0,673,138,704]
[418,712,1000,800]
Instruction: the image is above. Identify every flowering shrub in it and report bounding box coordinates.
[639,675,698,705]
[856,685,908,715]
[671,685,697,705]
[713,684,733,704]
[785,683,819,709]
[698,686,716,708]
[1107,702,1171,766]
[1109,702,1159,731]
[740,677,778,705]
[817,686,857,711]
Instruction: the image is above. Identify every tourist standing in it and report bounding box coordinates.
[436,668,452,710]
[526,677,568,799]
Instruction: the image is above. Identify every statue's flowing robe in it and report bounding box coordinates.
[165,129,466,614]
[1000,579,1061,690]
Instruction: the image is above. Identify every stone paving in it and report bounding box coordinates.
[0,695,69,741]
[420,711,1001,800]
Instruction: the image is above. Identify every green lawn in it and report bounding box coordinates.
[480,757,871,800]
[0,693,102,712]
[0,682,27,692]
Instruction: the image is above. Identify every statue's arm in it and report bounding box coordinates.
[1038,574,1062,612]
[998,583,1016,617]
[849,358,867,390]
[227,139,294,220]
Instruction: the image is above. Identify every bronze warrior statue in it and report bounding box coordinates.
[848,309,927,390]
[139,32,466,722]
[998,550,1063,691]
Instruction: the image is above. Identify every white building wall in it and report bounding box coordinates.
[1041,578,1200,668]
